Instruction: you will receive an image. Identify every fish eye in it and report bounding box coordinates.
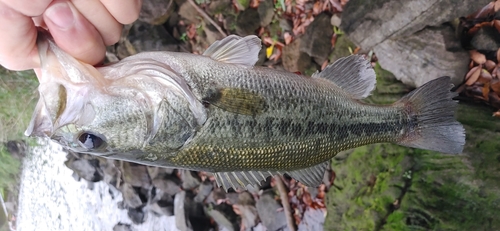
[77,132,107,150]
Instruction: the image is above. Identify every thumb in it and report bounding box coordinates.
[43,0,105,65]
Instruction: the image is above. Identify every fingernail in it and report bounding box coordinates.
[45,2,75,30]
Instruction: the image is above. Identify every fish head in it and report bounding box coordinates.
[26,32,206,158]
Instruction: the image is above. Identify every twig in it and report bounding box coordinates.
[274,175,296,231]
[186,0,228,37]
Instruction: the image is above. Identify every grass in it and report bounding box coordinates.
[0,68,38,142]
[0,67,38,202]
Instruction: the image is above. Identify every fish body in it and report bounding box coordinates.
[27,33,465,190]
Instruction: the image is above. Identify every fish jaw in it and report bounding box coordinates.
[25,33,102,137]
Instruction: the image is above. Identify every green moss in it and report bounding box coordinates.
[329,35,357,62]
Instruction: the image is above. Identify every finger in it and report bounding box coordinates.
[100,0,142,24]
[0,0,52,16]
[71,0,122,45]
[44,0,106,65]
[0,1,39,70]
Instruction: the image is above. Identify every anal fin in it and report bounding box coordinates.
[287,161,329,187]
[213,161,330,191]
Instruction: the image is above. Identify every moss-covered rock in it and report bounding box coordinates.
[324,64,500,230]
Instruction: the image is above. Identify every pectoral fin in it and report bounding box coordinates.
[203,88,267,116]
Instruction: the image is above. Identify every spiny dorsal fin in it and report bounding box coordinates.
[203,88,267,116]
[312,55,376,99]
[202,35,261,66]
[287,161,329,187]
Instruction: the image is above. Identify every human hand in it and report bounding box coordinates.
[0,0,142,71]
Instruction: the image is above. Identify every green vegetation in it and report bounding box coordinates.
[324,63,500,230]
[0,68,38,142]
[0,67,37,199]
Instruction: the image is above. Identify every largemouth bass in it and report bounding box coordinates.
[26,33,465,190]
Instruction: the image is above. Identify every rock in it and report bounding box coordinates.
[121,162,151,189]
[282,37,312,73]
[341,0,492,50]
[5,140,26,159]
[153,177,182,197]
[207,0,232,15]
[178,0,199,24]
[297,208,325,231]
[236,8,261,36]
[256,190,287,231]
[64,156,103,182]
[374,25,469,87]
[206,203,240,231]
[180,170,201,190]
[236,192,258,230]
[194,179,214,203]
[471,26,500,51]
[113,223,134,231]
[174,191,192,231]
[116,21,180,58]
[128,207,147,224]
[120,183,144,209]
[258,0,275,27]
[184,191,212,231]
[138,0,175,25]
[300,13,333,65]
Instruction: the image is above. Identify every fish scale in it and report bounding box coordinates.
[27,33,465,190]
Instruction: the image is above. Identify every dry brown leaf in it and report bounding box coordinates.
[497,48,500,63]
[485,60,497,72]
[493,111,500,118]
[478,69,493,83]
[495,0,500,11]
[491,79,500,93]
[494,20,500,33]
[483,82,490,100]
[470,50,487,64]
[284,32,293,45]
[465,65,482,85]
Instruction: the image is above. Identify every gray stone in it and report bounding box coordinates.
[236,8,261,36]
[256,190,287,231]
[297,209,325,231]
[341,0,492,50]
[374,25,469,87]
[471,26,500,51]
[180,170,201,190]
[138,0,175,25]
[282,37,311,73]
[300,13,333,65]
[258,0,275,27]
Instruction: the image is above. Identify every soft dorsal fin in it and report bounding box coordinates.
[213,161,330,191]
[203,35,261,66]
[312,55,376,99]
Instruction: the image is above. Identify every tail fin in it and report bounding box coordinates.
[396,77,465,154]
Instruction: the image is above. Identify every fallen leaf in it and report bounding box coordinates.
[478,69,493,83]
[494,20,500,33]
[470,50,487,64]
[485,60,496,72]
[465,65,481,85]
[491,79,500,93]
[497,48,500,63]
[483,82,490,100]
[493,111,500,118]
[495,0,500,11]
[284,32,293,45]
